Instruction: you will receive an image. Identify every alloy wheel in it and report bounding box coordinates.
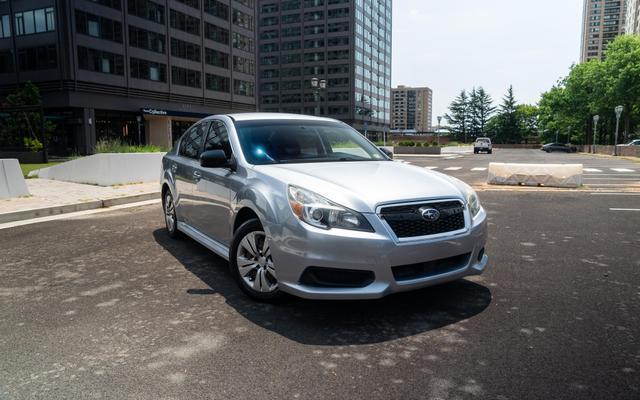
[235,231,278,293]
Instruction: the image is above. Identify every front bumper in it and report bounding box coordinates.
[268,209,489,300]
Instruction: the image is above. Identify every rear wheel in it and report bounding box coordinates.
[230,219,283,302]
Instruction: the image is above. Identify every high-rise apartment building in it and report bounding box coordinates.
[580,0,627,62]
[0,0,257,154]
[391,85,432,133]
[626,0,640,34]
[257,0,392,135]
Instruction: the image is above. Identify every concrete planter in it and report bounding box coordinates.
[30,153,165,186]
[393,146,441,155]
[0,159,30,198]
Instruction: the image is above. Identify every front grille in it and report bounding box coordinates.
[300,267,375,288]
[380,200,466,238]
[392,253,471,282]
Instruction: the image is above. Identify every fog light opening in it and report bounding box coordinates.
[477,248,485,262]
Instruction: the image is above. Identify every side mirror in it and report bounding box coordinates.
[379,147,393,159]
[200,150,232,169]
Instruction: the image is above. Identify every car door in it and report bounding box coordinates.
[190,119,236,245]
[174,121,209,225]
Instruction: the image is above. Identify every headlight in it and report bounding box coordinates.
[287,185,374,232]
[466,188,482,218]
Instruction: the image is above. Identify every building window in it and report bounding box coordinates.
[205,73,229,92]
[303,52,323,62]
[232,9,254,31]
[18,45,57,71]
[328,7,349,19]
[261,3,278,13]
[328,37,348,46]
[281,80,301,90]
[235,0,254,8]
[233,55,254,75]
[281,14,300,24]
[171,65,201,88]
[282,26,301,37]
[87,0,122,11]
[129,26,165,53]
[261,82,278,91]
[77,46,124,75]
[304,65,324,75]
[303,24,323,35]
[205,22,229,44]
[261,69,278,78]
[14,8,55,36]
[281,0,301,11]
[261,94,279,104]
[205,47,229,69]
[232,32,254,53]
[282,40,301,51]
[0,50,13,73]
[328,64,348,74]
[234,79,254,96]
[128,0,165,24]
[328,50,349,60]
[260,42,279,52]
[327,22,349,32]
[261,16,279,26]
[204,0,229,20]
[170,9,200,36]
[75,10,123,43]
[282,53,301,63]
[175,0,199,10]
[170,37,201,62]
[260,29,278,39]
[130,57,166,81]
[280,67,300,77]
[0,15,11,38]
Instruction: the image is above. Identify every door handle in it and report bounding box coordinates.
[193,170,202,181]
[171,163,178,173]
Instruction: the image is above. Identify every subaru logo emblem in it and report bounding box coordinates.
[419,207,440,222]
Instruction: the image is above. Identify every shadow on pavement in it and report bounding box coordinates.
[153,229,492,345]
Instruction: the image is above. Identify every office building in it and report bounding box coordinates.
[0,0,257,155]
[626,0,640,34]
[391,85,432,133]
[257,0,392,135]
[580,0,627,62]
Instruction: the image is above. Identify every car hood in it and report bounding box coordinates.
[253,161,467,213]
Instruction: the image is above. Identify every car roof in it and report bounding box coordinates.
[214,112,339,123]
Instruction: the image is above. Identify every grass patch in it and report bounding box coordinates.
[20,162,61,178]
[95,139,168,153]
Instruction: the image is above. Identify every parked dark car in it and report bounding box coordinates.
[541,143,577,153]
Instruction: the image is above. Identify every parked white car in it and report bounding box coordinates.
[474,138,492,154]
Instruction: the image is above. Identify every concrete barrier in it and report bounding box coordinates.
[393,146,441,155]
[0,159,30,198]
[30,153,165,186]
[488,163,583,188]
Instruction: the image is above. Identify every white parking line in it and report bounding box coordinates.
[444,167,462,171]
[471,167,487,171]
[611,168,635,172]
[584,168,602,172]
[590,192,640,196]
[609,208,640,211]
[424,166,438,170]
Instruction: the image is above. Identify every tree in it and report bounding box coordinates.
[444,90,470,142]
[469,87,495,137]
[0,82,55,151]
[516,104,539,140]
[493,85,521,143]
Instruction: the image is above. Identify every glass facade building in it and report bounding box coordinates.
[257,0,392,135]
[0,0,258,155]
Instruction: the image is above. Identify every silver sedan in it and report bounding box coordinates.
[161,113,488,301]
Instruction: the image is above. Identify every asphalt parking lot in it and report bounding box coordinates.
[1,150,639,399]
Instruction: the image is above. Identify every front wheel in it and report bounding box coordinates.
[163,191,179,238]
[230,219,283,302]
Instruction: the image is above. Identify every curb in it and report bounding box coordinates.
[0,192,160,224]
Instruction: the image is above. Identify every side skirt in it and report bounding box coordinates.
[177,221,230,261]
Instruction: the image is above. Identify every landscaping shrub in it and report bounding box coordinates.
[94,139,167,153]
[398,140,415,147]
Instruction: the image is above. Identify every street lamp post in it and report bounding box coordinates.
[310,77,326,117]
[614,105,623,156]
[136,115,142,145]
[592,115,600,154]
[436,116,442,146]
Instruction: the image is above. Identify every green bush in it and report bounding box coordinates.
[398,140,415,147]
[94,139,167,153]
[23,137,43,152]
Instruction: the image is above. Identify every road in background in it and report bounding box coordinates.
[396,149,640,191]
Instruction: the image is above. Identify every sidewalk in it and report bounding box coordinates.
[0,179,160,223]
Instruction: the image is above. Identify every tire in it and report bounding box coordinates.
[488,150,492,154]
[474,149,478,154]
[163,190,180,239]
[230,219,284,302]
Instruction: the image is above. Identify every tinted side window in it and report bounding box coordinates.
[179,122,208,159]
[203,120,232,158]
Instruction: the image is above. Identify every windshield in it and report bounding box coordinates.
[234,120,388,165]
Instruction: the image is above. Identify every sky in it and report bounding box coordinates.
[391,0,584,124]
